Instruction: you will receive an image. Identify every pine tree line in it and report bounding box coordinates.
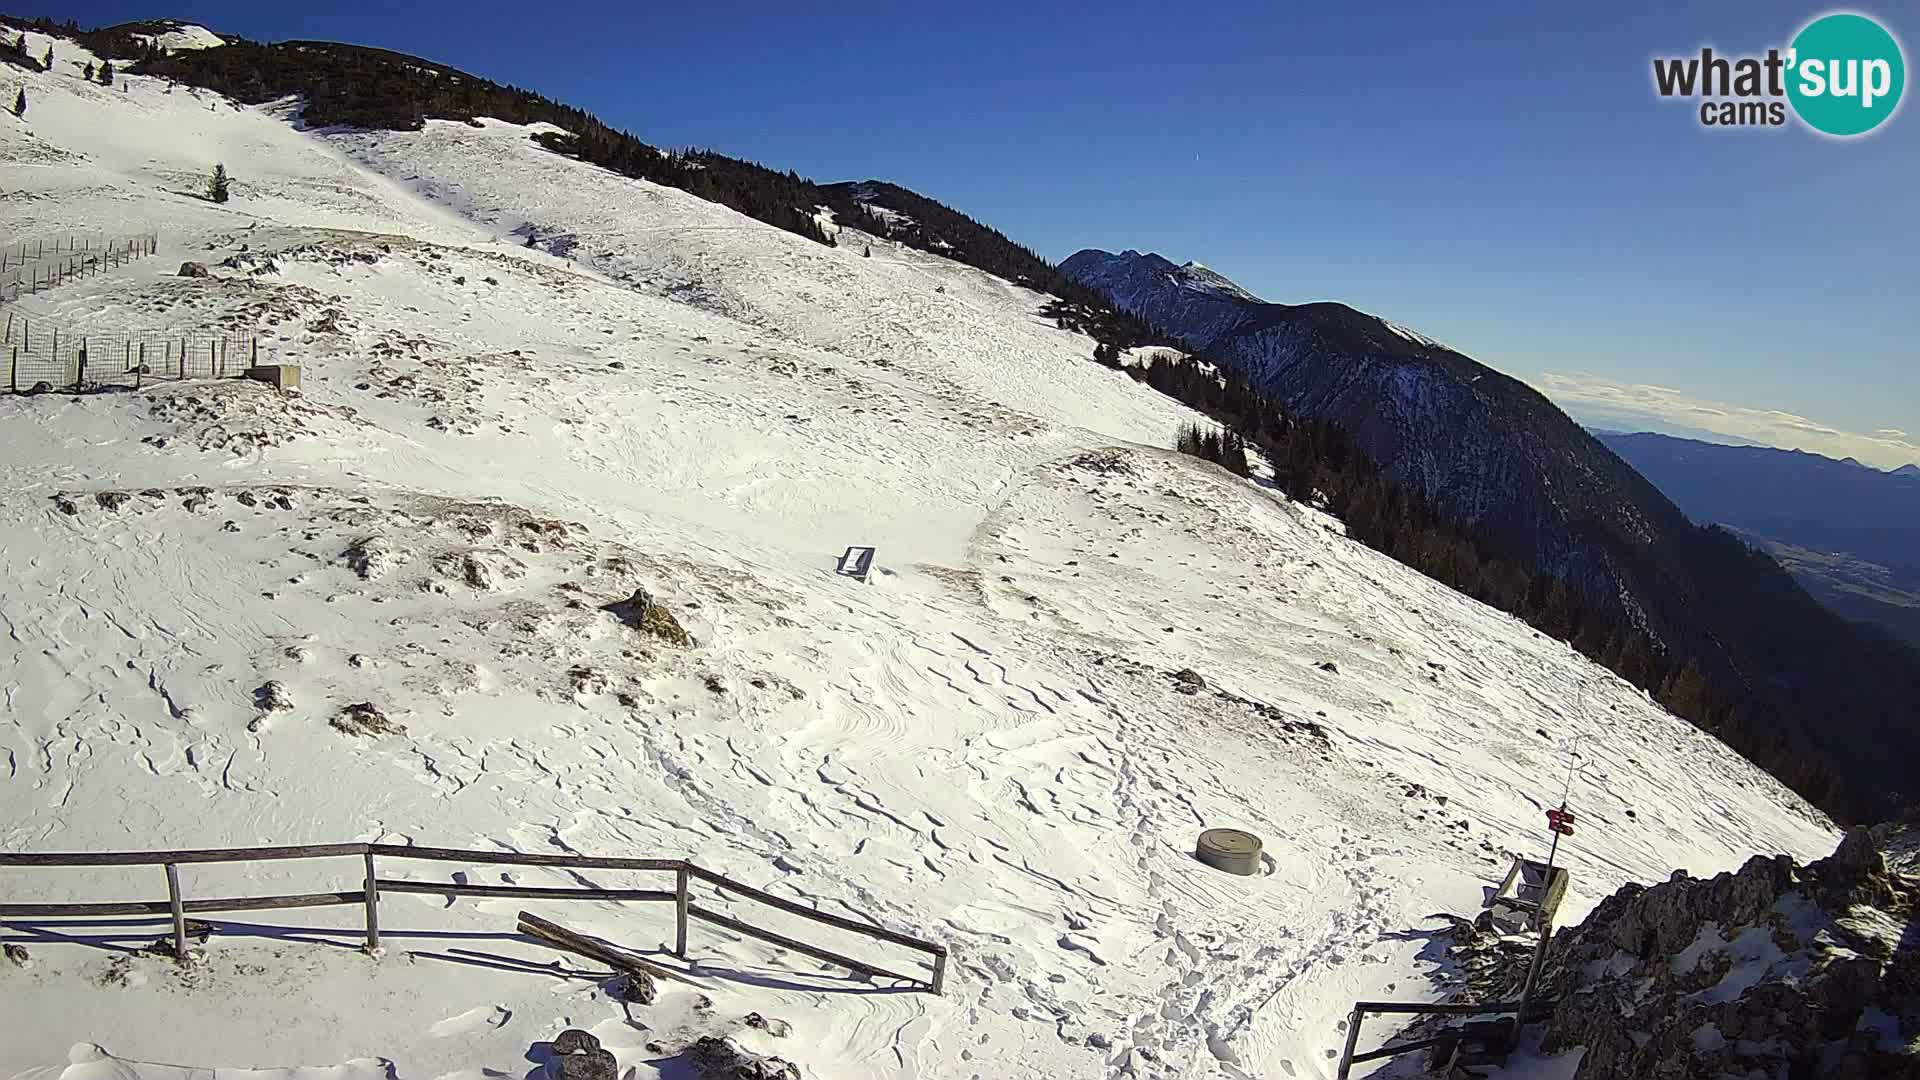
[1174,422,1251,477]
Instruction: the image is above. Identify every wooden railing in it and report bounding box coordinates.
[0,842,947,994]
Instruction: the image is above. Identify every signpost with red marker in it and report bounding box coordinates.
[1513,800,1578,1051]
[1546,806,1575,837]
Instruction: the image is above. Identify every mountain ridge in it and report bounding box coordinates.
[1599,430,1920,647]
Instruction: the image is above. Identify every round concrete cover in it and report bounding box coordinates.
[1196,828,1262,875]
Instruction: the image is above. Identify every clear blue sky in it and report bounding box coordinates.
[49,1,1920,465]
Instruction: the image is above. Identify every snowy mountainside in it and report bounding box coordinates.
[0,34,1838,1080]
[129,21,226,52]
[1061,249,1920,822]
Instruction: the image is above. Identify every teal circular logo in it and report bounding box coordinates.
[1787,13,1905,136]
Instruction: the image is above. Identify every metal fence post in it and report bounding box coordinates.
[165,863,187,958]
[1336,1006,1364,1080]
[363,851,381,953]
[674,864,690,958]
[9,347,15,393]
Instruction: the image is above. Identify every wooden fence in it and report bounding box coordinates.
[0,842,948,994]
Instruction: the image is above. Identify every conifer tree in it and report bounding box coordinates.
[42,46,53,69]
[13,87,24,118]
[82,61,94,80]
[207,163,230,203]
[98,60,114,86]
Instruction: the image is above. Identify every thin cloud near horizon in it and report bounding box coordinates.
[1534,373,1920,471]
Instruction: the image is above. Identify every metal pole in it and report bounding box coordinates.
[673,864,690,958]
[165,863,187,958]
[362,852,380,953]
[1337,1006,1365,1079]
[1511,812,1565,1049]
[929,947,948,996]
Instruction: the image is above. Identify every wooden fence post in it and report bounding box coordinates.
[9,347,16,393]
[930,946,948,996]
[674,864,690,958]
[165,863,187,958]
[362,851,380,953]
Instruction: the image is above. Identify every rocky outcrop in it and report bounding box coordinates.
[1514,821,1918,1079]
[602,587,693,647]
[687,1036,802,1080]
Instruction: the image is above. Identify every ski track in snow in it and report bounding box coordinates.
[0,30,1837,1080]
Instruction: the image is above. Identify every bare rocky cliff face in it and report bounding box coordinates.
[1453,821,1919,1078]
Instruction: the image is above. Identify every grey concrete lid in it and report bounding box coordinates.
[1195,828,1262,875]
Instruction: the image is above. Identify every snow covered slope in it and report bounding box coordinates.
[0,35,1836,1080]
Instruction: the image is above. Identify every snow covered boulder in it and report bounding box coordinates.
[343,536,401,580]
[177,261,211,278]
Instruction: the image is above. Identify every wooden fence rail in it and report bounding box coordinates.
[0,842,948,994]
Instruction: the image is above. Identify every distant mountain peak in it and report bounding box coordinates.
[1061,248,1262,315]
[1895,463,1920,477]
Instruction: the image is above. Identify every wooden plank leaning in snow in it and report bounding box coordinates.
[515,910,700,987]
[0,841,949,994]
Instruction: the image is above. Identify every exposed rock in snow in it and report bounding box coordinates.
[603,587,693,647]
[330,701,404,737]
[1451,818,1919,1079]
[343,536,400,580]
[688,1035,803,1080]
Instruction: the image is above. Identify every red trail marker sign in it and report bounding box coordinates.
[1545,807,1576,837]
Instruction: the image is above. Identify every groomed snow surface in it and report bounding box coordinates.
[0,33,1838,1080]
